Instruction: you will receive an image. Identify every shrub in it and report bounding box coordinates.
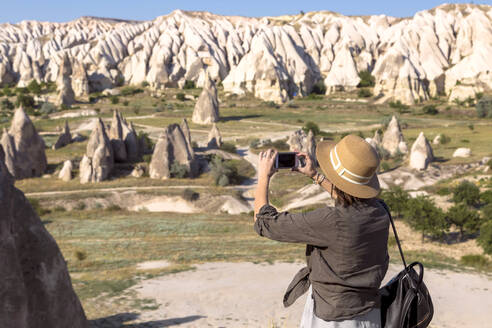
[110,96,119,104]
[389,100,409,113]
[106,204,122,211]
[480,190,492,205]
[460,254,490,270]
[452,180,480,206]
[120,86,143,96]
[302,121,320,135]
[380,161,391,172]
[15,94,35,109]
[311,80,326,95]
[210,156,240,186]
[133,106,140,115]
[482,203,492,221]
[27,198,51,216]
[445,204,481,241]
[176,93,186,101]
[141,81,149,87]
[39,102,57,115]
[468,124,474,131]
[2,86,13,97]
[1,98,14,110]
[357,89,372,98]
[27,80,42,95]
[436,186,451,196]
[183,80,196,89]
[220,142,237,154]
[305,93,323,100]
[182,188,199,201]
[478,221,492,255]
[74,250,87,261]
[170,162,189,178]
[249,138,260,149]
[439,134,451,144]
[380,186,410,218]
[402,196,448,242]
[287,101,298,108]
[115,76,125,86]
[263,101,279,108]
[123,100,129,106]
[422,105,438,115]
[357,70,375,88]
[74,202,86,210]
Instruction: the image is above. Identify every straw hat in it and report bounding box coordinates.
[316,135,380,198]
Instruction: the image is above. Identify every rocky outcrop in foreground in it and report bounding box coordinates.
[79,118,114,183]
[192,75,219,124]
[0,106,47,179]
[0,146,88,328]
[0,4,491,105]
[409,132,434,170]
[382,116,408,156]
[149,123,198,179]
[109,110,139,162]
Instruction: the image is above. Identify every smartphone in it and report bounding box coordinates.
[275,152,299,169]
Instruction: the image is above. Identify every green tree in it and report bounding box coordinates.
[478,221,492,255]
[357,70,375,88]
[402,196,448,242]
[15,94,35,109]
[311,80,326,95]
[452,180,480,207]
[446,204,481,241]
[1,98,14,110]
[27,80,42,95]
[481,203,492,221]
[475,96,492,118]
[302,121,320,135]
[380,186,410,218]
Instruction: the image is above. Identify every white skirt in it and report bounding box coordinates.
[300,286,381,328]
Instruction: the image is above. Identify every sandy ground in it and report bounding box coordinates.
[128,262,492,328]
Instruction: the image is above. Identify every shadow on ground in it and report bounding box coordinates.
[89,313,205,328]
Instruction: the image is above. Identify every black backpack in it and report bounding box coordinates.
[379,200,434,328]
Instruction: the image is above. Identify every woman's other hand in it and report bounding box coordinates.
[293,151,316,178]
[258,148,278,179]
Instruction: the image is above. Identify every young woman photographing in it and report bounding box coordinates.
[254,135,390,327]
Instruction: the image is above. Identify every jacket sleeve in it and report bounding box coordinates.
[254,204,337,247]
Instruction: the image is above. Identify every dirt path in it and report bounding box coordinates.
[127,262,492,328]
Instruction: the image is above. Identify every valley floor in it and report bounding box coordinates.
[89,261,492,328]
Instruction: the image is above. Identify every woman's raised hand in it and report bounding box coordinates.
[258,148,278,179]
[293,151,317,178]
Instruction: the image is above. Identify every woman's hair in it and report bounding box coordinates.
[333,185,363,207]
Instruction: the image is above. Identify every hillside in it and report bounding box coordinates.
[0,4,491,104]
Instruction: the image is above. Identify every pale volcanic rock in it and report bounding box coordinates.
[0,107,47,179]
[324,45,360,93]
[306,129,316,160]
[71,61,90,98]
[433,134,441,145]
[55,55,75,107]
[108,111,139,162]
[192,75,219,124]
[0,5,491,105]
[58,160,73,181]
[181,118,194,157]
[131,163,145,178]
[149,123,197,179]
[409,132,434,170]
[382,116,408,156]
[453,148,472,158]
[0,149,88,328]
[207,123,223,149]
[287,129,307,152]
[53,120,72,150]
[79,118,114,183]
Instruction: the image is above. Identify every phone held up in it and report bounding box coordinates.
[275,152,306,169]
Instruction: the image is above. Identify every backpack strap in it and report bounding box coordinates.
[379,199,408,270]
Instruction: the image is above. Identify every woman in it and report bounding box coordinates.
[254,135,389,327]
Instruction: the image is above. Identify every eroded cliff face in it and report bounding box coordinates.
[0,4,491,104]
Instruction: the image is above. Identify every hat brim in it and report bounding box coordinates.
[316,140,380,199]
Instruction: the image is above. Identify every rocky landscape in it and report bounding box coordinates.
[0,3,491,328]
[0,4,491,105]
